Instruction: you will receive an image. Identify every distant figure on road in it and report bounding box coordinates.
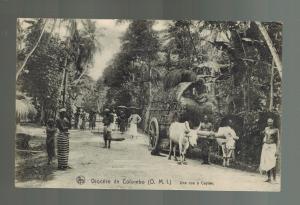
[56,108,70,170]
[88,112,96,130]
[111,109,118,131]
[92,112,97,130]
[102,108,114,148]
[80,111,86,130]
[46,118,56,165]
[74,108,80,129]
[119,111,127,134]
[259,118,280,183]
[198,115,213,165]
[127,111,141,138]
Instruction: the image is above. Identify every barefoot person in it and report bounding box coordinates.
[198,115,213,165]
[46,118,56,165]
[128,110,141,138]
[259,118,280,182]
[111,109,118,131]
[119,111,127,134]
[214,119,239,167]
[56,108,70,170]
[102,108,113,148]
[80,111,86,130]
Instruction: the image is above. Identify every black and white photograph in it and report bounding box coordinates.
[15,18,282,191]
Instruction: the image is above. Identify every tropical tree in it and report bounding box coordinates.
[16,18,100,124]
[102,20,160,109]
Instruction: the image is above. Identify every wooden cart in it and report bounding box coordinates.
[146,77,218,154]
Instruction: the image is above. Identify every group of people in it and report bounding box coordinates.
[45,108,70,170]
[45,106,280,182]
[74,109,96,130]
[44,107,142,169]
[194,115,280,183]
[194,115,238,167]
[101,108,142,149]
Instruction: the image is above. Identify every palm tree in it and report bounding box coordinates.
[16,19,48,81]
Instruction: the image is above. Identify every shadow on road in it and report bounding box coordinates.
[16,153,56,182]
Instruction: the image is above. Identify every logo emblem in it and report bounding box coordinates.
[76,175,86,185]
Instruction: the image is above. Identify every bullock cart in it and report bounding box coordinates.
[146,76,218,155]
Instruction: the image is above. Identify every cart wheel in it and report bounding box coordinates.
[148,118,159,150]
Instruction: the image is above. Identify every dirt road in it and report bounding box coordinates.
[15,128,280,191]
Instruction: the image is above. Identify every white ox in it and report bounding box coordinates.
[168,121,198,165]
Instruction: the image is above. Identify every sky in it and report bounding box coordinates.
[19,19,170,81]
[88,20,129,80]
[88,20,169,80]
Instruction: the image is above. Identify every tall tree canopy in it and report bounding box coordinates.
[16,19,100,123]
[102,20,160,109]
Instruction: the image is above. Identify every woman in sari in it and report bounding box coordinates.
[111,109,118,131]
[127,111,141,138]
[56,108,70,170]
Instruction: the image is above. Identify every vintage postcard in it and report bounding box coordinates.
[15,18,282,191]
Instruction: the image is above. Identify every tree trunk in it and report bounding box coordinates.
[72,67,88,86]
[143,60,152,132]
[96,99,100,113]
[255,21,282,79]
[40,104,45,125]
[62,68,68,107]
[246,69,250,113]
[243,83,247,113]
[269,59,275,111]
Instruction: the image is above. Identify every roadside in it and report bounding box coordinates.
[15,125,280,191]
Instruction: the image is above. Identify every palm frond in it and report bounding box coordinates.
[16,92,37,122]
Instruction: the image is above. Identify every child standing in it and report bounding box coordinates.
[46,118,56,165]
[102,109,114,148]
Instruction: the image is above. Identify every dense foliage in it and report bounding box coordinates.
[102,20,160,110]
[16,19,282,168]
[102,20,282,166]
[16,19,100,124]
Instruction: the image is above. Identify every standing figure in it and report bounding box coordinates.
[74,108,80,129]
[80,111,86,130]
[102,109,113,148]
[119,111,127,134]
[111,109,118,131]
[56,108,70,170]
[88,112,93,130]
[215,119,239,167]
[92,112,96,130]
[198,115,213,165]
[46,118,56,165]
[127,111,142,138]
[78,109,82,129]
[259,118,280,183]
